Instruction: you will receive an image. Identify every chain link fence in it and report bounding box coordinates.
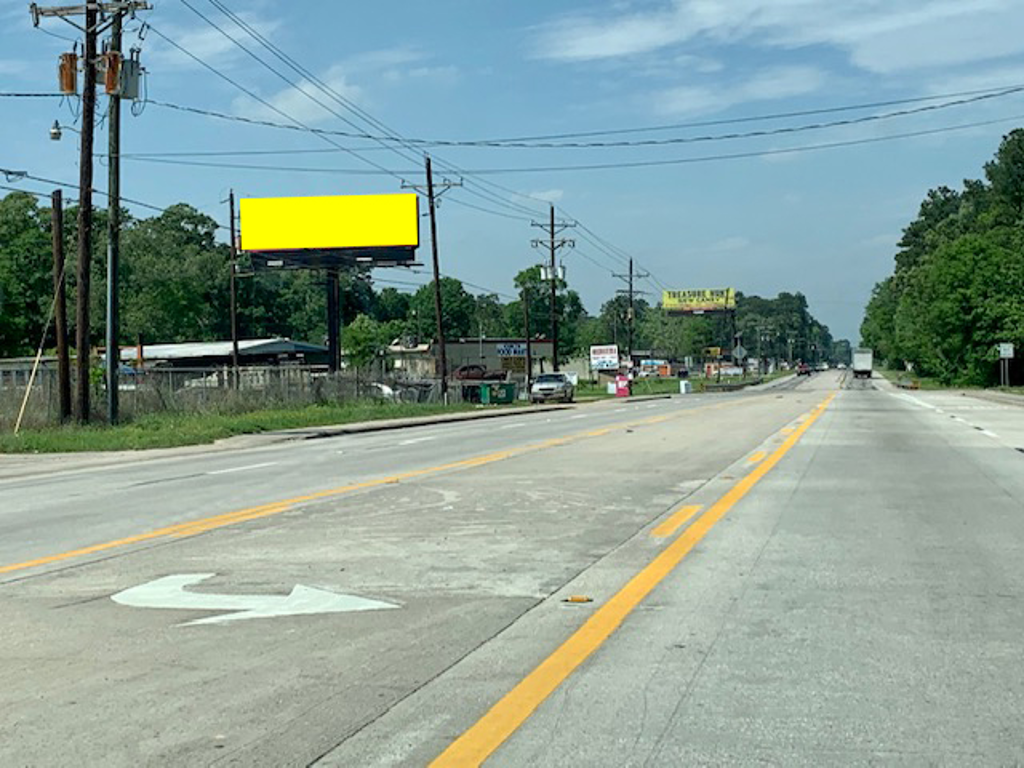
[0,365,454,432]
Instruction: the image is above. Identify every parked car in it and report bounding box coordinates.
[452,364,506,381]
[531,372,575,403]
[797,362,812,376]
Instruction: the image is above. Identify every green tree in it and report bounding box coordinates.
[410,277,476,341]
[120,204,229,343]
[0,192,51,357]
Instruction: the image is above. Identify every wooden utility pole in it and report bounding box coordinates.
[74,3,98,422]
[104,9,122,423]
[402,157,461,403]
[228,190,240,386]
[32,1,152,423]
[613,257,649,365]
[51,189,71,422]
[548,205,558,372]
[31,0,149,423]
[531,206,574,372]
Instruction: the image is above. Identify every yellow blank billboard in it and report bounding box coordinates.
[663,288,736,313]
[240,193,419,252]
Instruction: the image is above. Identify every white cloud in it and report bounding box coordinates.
[527,189,565,203]
[655,65,825,116]
[232,64,363,125]
[147,14,282,71]
[531,1,1024,75]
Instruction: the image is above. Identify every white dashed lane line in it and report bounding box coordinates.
[208,462,278,476]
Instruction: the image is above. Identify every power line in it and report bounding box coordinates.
[473,83,1024,142]
[145,22,413,185]
[138,84,1024,150]
[0,167,227,225]
[100,115,1024,208]
[173,3,544,223]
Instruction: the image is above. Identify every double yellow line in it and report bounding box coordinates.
[0,398,755,577]
[431,392,836,766]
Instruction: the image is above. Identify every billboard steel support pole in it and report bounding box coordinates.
[326,269,341,374]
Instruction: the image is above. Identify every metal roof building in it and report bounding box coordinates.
[118,338,328,368]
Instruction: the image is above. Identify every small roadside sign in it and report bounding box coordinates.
[998,342,1014,359]
[496,342,526,357]
[732,345,747,360]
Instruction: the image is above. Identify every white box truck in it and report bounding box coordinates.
[853,348,873,379]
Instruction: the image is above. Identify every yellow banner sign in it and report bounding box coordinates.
[663,288,736,313]
[240,194,419,252]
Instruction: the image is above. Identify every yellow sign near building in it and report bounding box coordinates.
[663,288,736,314]
[239,194,419,252]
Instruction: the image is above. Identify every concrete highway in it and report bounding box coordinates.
[2,372,1024,766]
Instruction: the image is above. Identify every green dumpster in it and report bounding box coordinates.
[480,382,517,405]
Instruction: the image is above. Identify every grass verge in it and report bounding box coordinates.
[0,401,479,454]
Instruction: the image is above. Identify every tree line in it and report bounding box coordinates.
[0,190,843,366]
[861,129,1024,385]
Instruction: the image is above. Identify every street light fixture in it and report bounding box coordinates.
[49,120,81,141]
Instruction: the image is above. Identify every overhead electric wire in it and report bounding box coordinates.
[145,20,414,185]
[182,0,546,222]
[141,84,1024,150]
[114,113,1024,178]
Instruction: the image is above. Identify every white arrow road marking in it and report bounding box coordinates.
[112,573,398,626]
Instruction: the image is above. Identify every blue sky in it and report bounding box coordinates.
[3,0,1024,342]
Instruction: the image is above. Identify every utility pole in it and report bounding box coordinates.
[613,257,650,365]
[51,189,71,422]
[426,157,447,400]
[522,285,532,396]
[32,1,152,424]
[530,205,574,371]
[76,4,97,423]
[228,190,240,387]
[403,157,461,402]
[105,9,122,423]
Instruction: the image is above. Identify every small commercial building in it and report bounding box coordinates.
[119,338,328,368]
[388,338,555,380]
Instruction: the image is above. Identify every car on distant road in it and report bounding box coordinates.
[530,372,575,403]
[797,362,812,376]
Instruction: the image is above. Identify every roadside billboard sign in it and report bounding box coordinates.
[500,356,526,372]
[999,342,1014,359]
[239,193,420,252]
[663,288,736,314]
[590,344,620,370]
[496,342,527,357]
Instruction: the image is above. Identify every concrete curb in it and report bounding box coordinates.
[252,403,575,442]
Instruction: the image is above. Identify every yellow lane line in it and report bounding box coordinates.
[430,391,837,767]
[0,397,766,577]
[747,450,767,464]
[650,504,703,538]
